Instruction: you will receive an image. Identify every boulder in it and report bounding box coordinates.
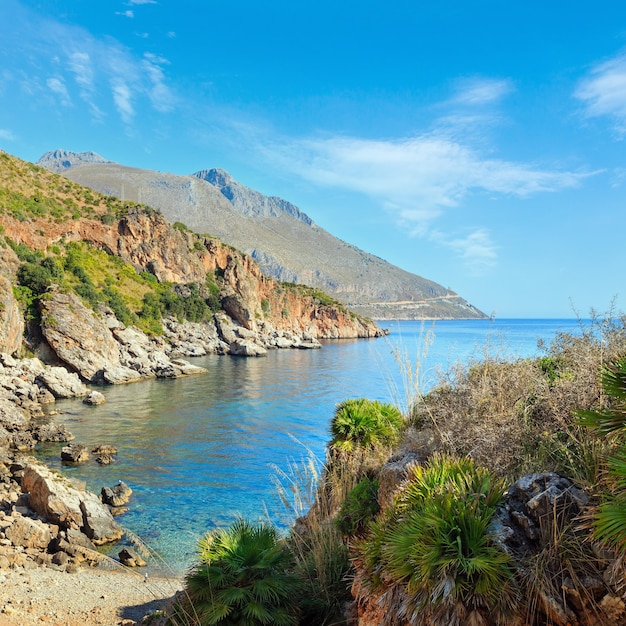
[92,444,117,465]
[83,390,106,405]
[118,546,146,567]
[0,398,29,431]
[5,516,52,549]
[37,366,89,398]
[101,481,132,507]
[11,431,35,451]
[39,291,123,383]
[229,339,267,357]
[61,443,90,463]
[21,463,122,545]
[32,421,74,443]
[101,365,143,385]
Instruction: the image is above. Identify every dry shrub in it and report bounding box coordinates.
[408,312,626,482]
[271,446,390,625]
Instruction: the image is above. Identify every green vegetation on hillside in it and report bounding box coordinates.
[9,238,222,334]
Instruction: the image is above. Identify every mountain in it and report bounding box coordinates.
[37,150,486,320]
[0,149,384,361]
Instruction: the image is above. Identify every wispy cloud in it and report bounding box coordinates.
[1,2,175,127]
[0,128,16,141]
[575,52,626,135]
[115,10,134,18]
[259,133,586,228]
[432,228,498,275]
[451,77,514,106]
[111,79,134,124]
[46,76,72,106]
[244,128,588,271]
[143,53,175,112]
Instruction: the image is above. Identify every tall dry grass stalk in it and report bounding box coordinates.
[269,442,391,625]
[403,312,626,482]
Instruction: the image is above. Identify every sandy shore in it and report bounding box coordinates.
[0,565,183,626]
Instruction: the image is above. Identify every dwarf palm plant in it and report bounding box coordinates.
[576,358,626,552]
[181,519,300,626]
[329,398,404,453]
[358,454,518,625]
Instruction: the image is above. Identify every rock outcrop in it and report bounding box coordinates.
[22,463,122,545]
[0,247,24,356]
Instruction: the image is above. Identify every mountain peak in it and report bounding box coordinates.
[192,168,313,225]
[37,150,110,173]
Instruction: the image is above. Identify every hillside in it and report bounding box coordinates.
[38,150,486,320]
[0,149,385,361]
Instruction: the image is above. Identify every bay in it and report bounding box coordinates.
[37,318,586,573]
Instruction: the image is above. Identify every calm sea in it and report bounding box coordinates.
[37,318,586,573]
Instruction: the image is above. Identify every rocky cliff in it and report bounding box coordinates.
[0,151,384,367]
[38,150,486,320]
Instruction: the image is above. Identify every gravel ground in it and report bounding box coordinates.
[0,565,183,626]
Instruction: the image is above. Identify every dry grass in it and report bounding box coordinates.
[406,313,626,483]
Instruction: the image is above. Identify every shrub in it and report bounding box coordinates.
[178,519,300,626]
[335,476,380,537]
[357,454,517,625]
[330,398,404,454]
[576,358,626,552]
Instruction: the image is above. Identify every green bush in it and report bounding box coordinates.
[576,358,626,552]
[335,476,380,537]
[330,398,404,453]
[358,454,518,625]
[179,519,300,626]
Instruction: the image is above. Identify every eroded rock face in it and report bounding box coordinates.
[21,463,122,545]
[0,247,23,356]
[40,291,123,383]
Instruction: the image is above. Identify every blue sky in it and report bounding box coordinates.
[1,0,625,318]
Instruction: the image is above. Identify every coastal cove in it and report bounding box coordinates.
[37,318,586,574]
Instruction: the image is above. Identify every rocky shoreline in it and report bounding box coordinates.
[0,295,370,624]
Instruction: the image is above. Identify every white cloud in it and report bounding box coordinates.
[111,79,134,123]
[0,128,16,141]
[260,133,586,229]
[1,6,177,127]
[46,76,72,106]
[452,77,514,106]
[143,53,175,112]
[575,52,626,135]
[432,228,498,275]
[247,129,588,270]
[115,10,134,18]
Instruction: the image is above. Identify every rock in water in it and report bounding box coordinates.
[83,390,106,405]
[101,481,132,507]
[118,547,146,568]
[61,443,90,463]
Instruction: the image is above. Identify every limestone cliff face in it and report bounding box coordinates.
[0,246,24,356]
[1,206,384,343]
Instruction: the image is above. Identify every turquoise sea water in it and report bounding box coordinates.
[37,318,586,573]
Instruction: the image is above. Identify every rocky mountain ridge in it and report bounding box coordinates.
[37,150,486,320]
